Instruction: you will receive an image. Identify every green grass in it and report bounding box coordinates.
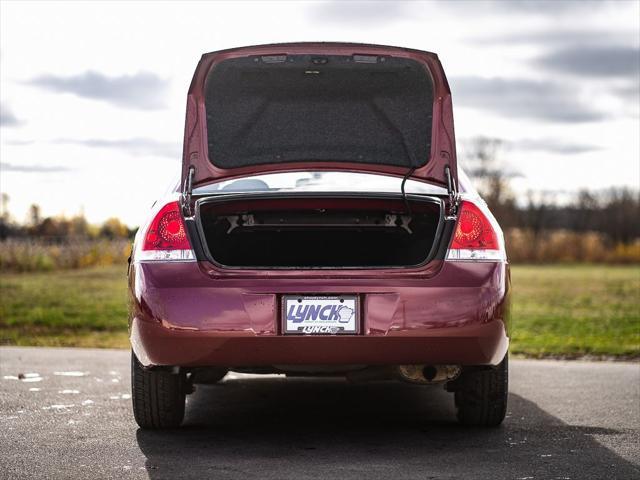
[0,266,129,348]
[510,265,639,359]
[1,264,638,358]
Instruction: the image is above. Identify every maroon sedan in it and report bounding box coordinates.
[128,43,510,429]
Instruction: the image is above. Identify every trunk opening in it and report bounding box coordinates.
[196,195,442,268]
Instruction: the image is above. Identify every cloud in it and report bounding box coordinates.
[472,29,637,48]
[26,71,169,110]
[445,0,608,16]
[53,137,181,158]
[307,0,412,25]
[511,138,602,155]
[0,104,22,127]
[616,83,640,102]
[3,139,34,146]
[1,162,69,173]
[615,83,640,117]
[450,76,605,123]
[537,45,640,78]
[460,136,600,156]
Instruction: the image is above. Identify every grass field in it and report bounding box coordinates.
[510,265,639,358]
[1,264,638,358]
[0,266,129,348]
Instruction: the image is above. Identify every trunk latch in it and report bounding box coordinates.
[445,165,459,218]
[181,166,195,217]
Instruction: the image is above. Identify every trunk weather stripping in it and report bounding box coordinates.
[445,165,459,219]
[181,166,195,217]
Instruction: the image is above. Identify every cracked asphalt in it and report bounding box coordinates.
[0,346,638,479]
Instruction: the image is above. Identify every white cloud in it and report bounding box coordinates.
[450,76,606,123]
[0,103,22,126]
[52,138,180,158]
[26,71,169,110]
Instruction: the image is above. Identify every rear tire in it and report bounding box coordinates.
[131,351,186,429]
[453,355,508,427]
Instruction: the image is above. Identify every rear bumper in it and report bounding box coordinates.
[131,320,508,367]
[128,261,510,368]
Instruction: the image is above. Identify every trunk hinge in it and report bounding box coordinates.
[445,165,459,218]
[181,166,195,217]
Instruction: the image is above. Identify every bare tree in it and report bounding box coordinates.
[462,136,517,226]
[28,204,41,227]
[1,193,9,222]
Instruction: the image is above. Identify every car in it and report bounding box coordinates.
[128,42,510,429]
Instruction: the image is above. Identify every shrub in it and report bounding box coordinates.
[505,229,640,264]
[0,239,131,272]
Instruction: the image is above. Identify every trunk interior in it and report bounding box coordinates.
[197,196,442,268]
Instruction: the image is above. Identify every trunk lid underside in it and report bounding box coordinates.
[182,43,458,191]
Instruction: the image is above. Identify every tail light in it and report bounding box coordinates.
[137,201,195,262]
[446,200,505,262]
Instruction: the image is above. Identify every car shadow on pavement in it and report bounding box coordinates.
[136,376,639,480]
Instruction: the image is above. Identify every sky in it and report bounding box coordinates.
[1,0,639,226]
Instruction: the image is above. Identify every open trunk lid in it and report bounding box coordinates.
[181,43,458,201]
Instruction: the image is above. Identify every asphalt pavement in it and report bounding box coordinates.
[0,346,638,479]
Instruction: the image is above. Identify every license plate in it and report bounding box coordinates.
[282,295,359,335]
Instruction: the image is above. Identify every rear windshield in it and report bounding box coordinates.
[204,55,434,170]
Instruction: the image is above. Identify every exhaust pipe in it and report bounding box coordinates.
[345,364,462,384]
[397,364,461,384]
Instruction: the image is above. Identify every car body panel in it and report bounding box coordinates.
[128,260,510,367]
[181,42,458,190]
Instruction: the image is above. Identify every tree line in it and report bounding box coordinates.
[0,195,135,241]
[462,137,639,245]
